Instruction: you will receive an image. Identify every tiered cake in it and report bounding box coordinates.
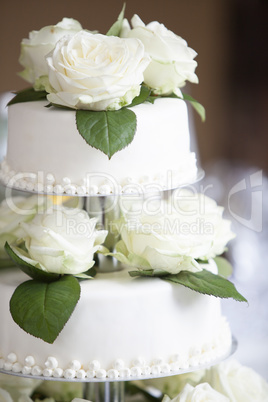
[0,9,245,386]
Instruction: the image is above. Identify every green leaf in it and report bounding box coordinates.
[10,276,81,343]
[76,109,137,159]
[74,266,97,280]
[0,258,16,269]
[106,3,126,36]
[181,93,206,122]
[127,86,151,107]
[129,268,169,277]
[5,242,60,283]
[146,95,160,104]
[163,269,247,302]
[7,88,47,106]
[214,256,233,278]
[129,269,155,277]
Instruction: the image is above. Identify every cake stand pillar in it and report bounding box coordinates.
[83,381,125,402]
[84,196,120,251]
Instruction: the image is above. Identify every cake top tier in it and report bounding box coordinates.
[0,7,205,195]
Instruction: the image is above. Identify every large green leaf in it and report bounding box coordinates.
[106,4,126,36]
[7,88,47,106]
[76,108,137,159]
[129,268,247,302]
[5,242,60,283]
[10,276,81,343]
[163,269,247,302]
[129,268,167,277]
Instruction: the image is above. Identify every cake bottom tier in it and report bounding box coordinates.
[0,268,232,380]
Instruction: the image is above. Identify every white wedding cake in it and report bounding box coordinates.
[0,10,245,384]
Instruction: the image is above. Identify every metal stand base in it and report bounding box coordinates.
[83,381,125,402]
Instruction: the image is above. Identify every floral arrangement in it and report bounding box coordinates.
[1,359,268,401]
[9,5,205,159]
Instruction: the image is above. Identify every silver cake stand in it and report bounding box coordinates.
[0,338,237,401]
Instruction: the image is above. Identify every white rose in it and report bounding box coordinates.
[0,195,51,259]
[121,15,198,96]
[0,388,13,402]
[45,30,150,111]
[163,382,229,402]
[204,359,268,402]
[71,400,92,402]
[19,18,83,90]
[34,380,83,401]
[113,190,234,274]
[135,369,205,399]
[14,205,107,275]
[0,372,42,401]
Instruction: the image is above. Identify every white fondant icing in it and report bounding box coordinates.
[119,368,131,378]
[113,359,125,370]
[32,366,42,376]
[107,369,119,379]
[131,367,142,377]
[86,370,95,379]
[45,356,58,369]
[4,362,12,371]
[88,360,101,371]
[53,368,63,378]
[96,369,107,379]
[43,368,53,377]
[24,356,35,367]
[0,266,232,379]
[64,368,76,379]
[70,360,81,370]
[77,369,86,379]
[22,366,32,375]
[12,362,22,373]
[7,353,17,363]
[1,98,198,194]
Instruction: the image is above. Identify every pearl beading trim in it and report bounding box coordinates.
[0,155,198,196]
[0,318,232,380]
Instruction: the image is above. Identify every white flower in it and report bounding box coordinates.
[13,205,107,275]
[34,381,83,401]
[0,373,42,401]
[46,30,150,111]
[121,14,198,96]
[203,359,268,402]
[163,382,230,401]
[0,195,51,259]
[19,18,83,90]
[134,369,205,399]
[0,388,13,402]
[71,399,92,402]
[113,190,234,274]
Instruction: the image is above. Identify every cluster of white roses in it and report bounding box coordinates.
[158,359,268,402]
[0,359,268,401]
[19,15,198,111]
[1,190,235,276]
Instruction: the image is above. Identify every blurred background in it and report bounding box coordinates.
[0,0,267,380]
